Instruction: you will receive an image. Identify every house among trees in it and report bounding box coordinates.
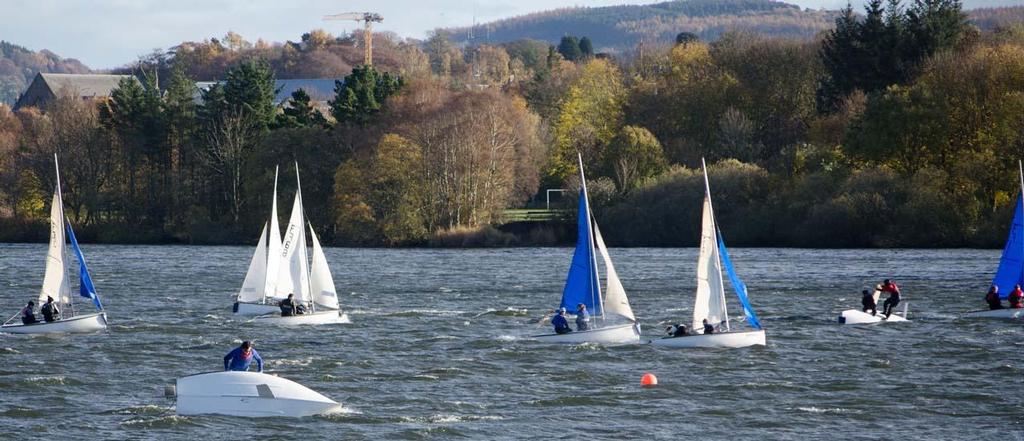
[195,78,338,114]
[13,73,138,111]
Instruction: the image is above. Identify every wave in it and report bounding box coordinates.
[104,404,173,416]
[120,415,198,429]
[1,407,45,418]
[795,406,862,415]
[399,414,504,424]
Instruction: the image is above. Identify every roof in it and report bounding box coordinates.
[192,79,340,106]
[38,73,136,98]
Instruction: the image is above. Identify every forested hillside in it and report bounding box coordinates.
[2,0,1024,248]
[0,41,91,106]
[445,0,1024,51]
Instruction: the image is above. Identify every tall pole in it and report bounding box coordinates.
[364,19,373,66]
[701,157,729,332]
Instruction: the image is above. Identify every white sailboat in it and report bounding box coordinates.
[233,167,283,316]
[172,371,341,417]
[532,154,641,344]
[965,160,1024,319]
[2,155,107,334]
[652,159,765,349]
[253,164,347,325]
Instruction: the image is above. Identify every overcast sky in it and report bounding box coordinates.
[2,0,1021,69]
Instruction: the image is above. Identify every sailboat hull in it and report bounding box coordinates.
[962,308,1024,319]
[1,312,107,334]
[175,371,340,417]
[838,309,908,324]
[233,302,280,316]
[532,322,640,344]
[252,310,348,325]
[651,329,766,348]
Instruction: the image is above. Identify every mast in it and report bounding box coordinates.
[295,162,313,313]
[701,158,729,331]
[577,153,604,321]
[54,153,74,318]
[1019,159,1023,287]
[264,165,281,303]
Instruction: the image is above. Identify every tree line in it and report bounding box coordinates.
[2,0,1023,248]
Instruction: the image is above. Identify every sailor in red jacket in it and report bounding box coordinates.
[879,279,901,318]
[1009,285,1024,308]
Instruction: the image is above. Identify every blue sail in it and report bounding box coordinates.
[559,189,601,316]
[717,232,761,330]
[66,222,103,311]
[992,194,1024,299]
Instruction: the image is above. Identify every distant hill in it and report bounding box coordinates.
[0,41,91,106]
[446,0,837,50]
[446,0,1024,51]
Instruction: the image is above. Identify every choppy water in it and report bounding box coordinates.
[0,245,1020,440]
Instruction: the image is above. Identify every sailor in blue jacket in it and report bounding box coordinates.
[224,341,263,372]
[551,307,572,334]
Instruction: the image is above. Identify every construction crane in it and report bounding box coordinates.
[324,12,383,66]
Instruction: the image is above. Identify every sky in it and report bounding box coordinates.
[2,0,1022,69]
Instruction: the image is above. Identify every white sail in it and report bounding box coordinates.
[39,187,69,306]
[692,197,729,332]
[593,221,634,321]
[274,192,307,301]
[264,167,282,300]
[308,224,339,311]
[238,223,268,303]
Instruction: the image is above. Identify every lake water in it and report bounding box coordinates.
[0,245,1019,440]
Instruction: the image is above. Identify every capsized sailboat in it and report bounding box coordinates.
[652,159,765,348]
[2,155,107,334]
[253,164,347,325]
[838,285,909,324]
[532,154,640,344]
[966,160,1024,319]
[234,167,283,316]
[172,371,341,417]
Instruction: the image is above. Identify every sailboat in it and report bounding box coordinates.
[838,285,909,324]
[253,164,346,325]
[233,167,283,316]
[966,161,1024,319]
[2,155,107,334]
[532,154,641,344]
[651,159,765,348]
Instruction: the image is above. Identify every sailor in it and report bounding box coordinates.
[861,289,877,315]
[279,293,296,316]
[986,285,1004,310]
[224,341,263,373]
[666,323,688,337]
[1010,285,1024,309]
[20,301,37,325]
[551,307,572,334]
[702,318,715,334]
[575,304,590,331]
[40,296,60,322]
[879,279,901,319]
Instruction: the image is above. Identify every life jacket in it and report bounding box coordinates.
[882,283,900,295]
[41,302,54,315]
[986,291,1000,303]
[240,349,252,361]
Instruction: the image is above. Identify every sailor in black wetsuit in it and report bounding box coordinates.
[861,289,877,315]
[702,318,715,334]
[279,293,296,316]
[985,285,1003,310]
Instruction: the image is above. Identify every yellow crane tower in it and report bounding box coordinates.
[323,12,383,66]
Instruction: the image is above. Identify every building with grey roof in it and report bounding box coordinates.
[13,73,138,111]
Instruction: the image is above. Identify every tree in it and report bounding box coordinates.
[329,65,402,126]
[676,32,699,45]
[276,89,327,128]
[550,58,625,181]
[603,125,667,192]
[578,37,594,58]
[301,29,333,51]
[222,58,276,131]
[558,36,582,62]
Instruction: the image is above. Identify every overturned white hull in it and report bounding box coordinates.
[532,322,640,344]
[233,301,280,316]
[1,312,107,334]
[651,329,766,348]
[838,309,908,324]
[963,308,1024,319]
[175,371,339,417]
[252,309,347,325]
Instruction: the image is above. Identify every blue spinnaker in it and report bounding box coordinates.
[560,190,601,316]
[992,194,1024,299]
[717,232,761,330]
[66,222,103,310]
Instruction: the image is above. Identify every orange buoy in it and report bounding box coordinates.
[640,373,657,387]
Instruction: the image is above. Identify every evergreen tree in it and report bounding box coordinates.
[818,4,859,112]
[557,35,582,62]
[277,88,328,128]
[675,32,699,45]
[578,37,594,58]
[222,58,276,130]
[330,65,403,126]
[905,0,968,61]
